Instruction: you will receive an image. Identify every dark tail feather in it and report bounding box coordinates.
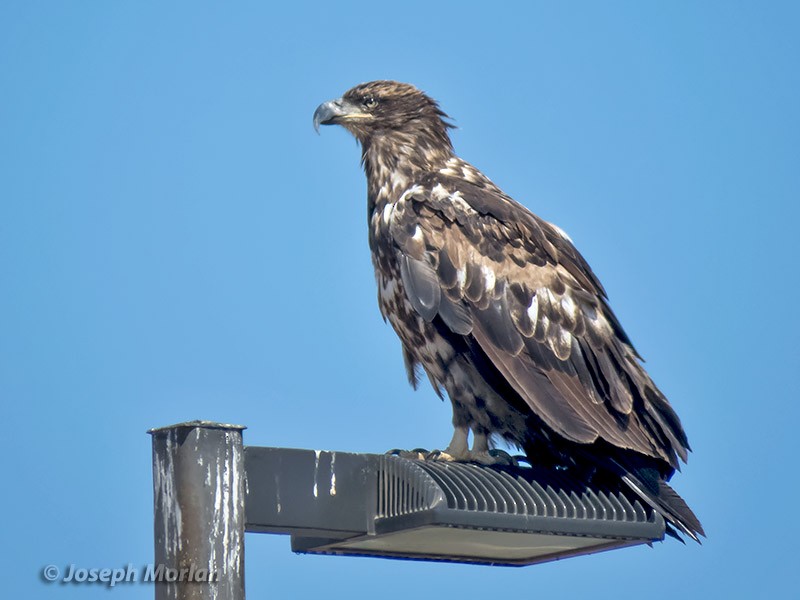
[621,470,705,543]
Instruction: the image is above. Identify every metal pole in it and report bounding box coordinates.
[149,421,246,600]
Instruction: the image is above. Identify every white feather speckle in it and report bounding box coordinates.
[382,202,395,225]
[481,265,496,292]
[450,192,472,213]
[561,295,576,318]
[546,288,559,308]
[539,314,550,335]
[527,293,539,323]
[431,183,450,200]
[456,267,467,289]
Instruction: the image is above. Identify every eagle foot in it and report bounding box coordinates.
[450,448,518,466]
[387,447,517,466]
[385,448,429,460]
[425,449,458,462]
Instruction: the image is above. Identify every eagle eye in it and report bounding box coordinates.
[363,96,378,109]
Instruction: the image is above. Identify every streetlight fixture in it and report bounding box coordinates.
[150,421,665,599]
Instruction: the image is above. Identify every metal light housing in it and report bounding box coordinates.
[244,447,665,566]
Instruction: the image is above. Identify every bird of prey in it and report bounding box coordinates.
[314,80,703,542]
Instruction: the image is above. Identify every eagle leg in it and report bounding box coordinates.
[443,425,470,458]
[460,430,518,466]
[429,428,517,466]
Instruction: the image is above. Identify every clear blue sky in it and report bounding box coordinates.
[2,2,798,598]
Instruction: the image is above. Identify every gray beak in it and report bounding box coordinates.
[314,97,371,133]
[313,98,346,133]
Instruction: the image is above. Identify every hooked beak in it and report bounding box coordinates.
[313,97,370,133]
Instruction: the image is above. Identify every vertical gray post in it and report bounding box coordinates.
[149,421,246,600]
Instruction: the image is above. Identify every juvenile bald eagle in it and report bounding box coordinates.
[314,81,703,542]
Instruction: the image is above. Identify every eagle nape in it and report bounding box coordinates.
[314,80,704,543]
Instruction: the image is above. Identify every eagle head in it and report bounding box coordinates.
[313,80,453,146]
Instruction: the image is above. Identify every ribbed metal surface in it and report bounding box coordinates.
[378,456,654,524]
[377,455,445,518]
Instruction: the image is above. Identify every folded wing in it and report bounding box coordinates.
[389,176,690,470]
